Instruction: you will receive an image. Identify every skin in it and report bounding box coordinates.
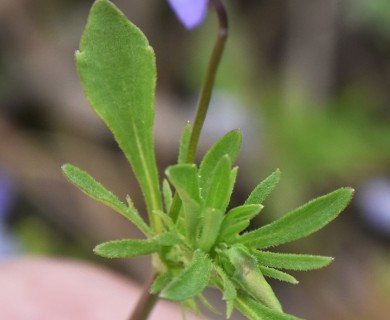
[0,257,198,320]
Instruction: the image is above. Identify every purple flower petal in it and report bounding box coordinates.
[168,0,208,29]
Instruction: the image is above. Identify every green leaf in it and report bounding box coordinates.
[166,164,202,243]
[178,122,192,164]
[205,155,232,211]
[151,271,174,294]
[162,179,173,212]
[235,293,302,320]
[227,245,282,311]
[94,233,178,258]
[253,251,333,271]
[75,0,162,229]
[240,188,354,249]
[197,208,224,252]
[245,169,281,205]
[259,266,298,284]
[219,204,263,242]
[214,264,237,318]
[62,164,151,236]
[153,210,177,234]
[199,130,242,198]
[160,250,212,301]
[166,164,201,203]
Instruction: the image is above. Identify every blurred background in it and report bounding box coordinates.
[1,0,390,318]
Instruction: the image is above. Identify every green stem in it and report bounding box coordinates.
[185,0,228,163]
[128,272,158,320]
[169,0,229,221]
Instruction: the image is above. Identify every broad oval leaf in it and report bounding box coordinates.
[239,188,354,249]
[75,0,162,228]
[160,250,212,301]
[253,251,333,271]
[62,164,151,236]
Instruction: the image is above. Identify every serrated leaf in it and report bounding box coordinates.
[75,0,162,229]
[205,155,232,211]
[94,233,178,258]
[219,204,263,242]
[62,164,151,236]
[199,130,242,198]
[245,169,281,205]
[227,246,282,311]
[166,164,202,243]
[160,250,212,301]
[239,188,354,249]
[178,122,192,164]
[162,179,173,212]
[235,293,302,320]
[197,208,224,252]
[253,251,333,271]
[259,266,298,284]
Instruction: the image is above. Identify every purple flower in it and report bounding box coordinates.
[168,0,208,29]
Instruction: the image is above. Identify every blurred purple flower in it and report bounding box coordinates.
[168,0,208,29]
[0,170,19,259]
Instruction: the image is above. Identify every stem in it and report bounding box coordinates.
[185,0,228,163]
[169,0,229,221]
[129,272,158,320]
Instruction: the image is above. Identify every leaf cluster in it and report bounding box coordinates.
[62,1,354,319]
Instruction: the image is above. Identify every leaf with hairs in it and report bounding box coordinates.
[160,250,212,301]
[245,169,281,205]
[253,251,333,271]
[94,233,179,258]
[240,188,354,249]
[199,130,242,198]
[62,164,151,236]
[75,0,162,229]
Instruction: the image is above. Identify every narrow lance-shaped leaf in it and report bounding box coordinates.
[75,0,162,229]
[235,293,302,320]
[199,130,242,198]
[240,188,354,249]
[245,169,281,205]
[204,155,232,211]
[219,204,263,242]
[259,266,298,284]
[62,164,151,236]
[160,250,212,301]
[178,122,192,164]
[162,179,173,212]
[253,251,333,271]
[214,264,237,318]
[197,208,224,252]
[94,233,179,258]
[165,164,203,243]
